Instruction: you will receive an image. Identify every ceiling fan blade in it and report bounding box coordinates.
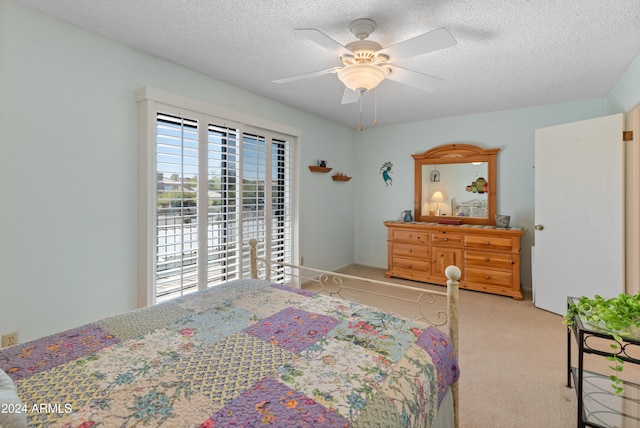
[385,66,444,91]
[295,28,354,57]
[377,27,456,61]
[341,88,361,104]
[272,67,341,84]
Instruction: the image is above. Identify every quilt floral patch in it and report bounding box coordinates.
[277,338,392,421]
[329,310,421,363]
[379,344,439,426]
[243,307,340,353]
[203,377,347,427]
[0,324,118,381]
[170,303,256,346]
[415,325,460,405]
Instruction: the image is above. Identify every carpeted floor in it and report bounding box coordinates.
[302,264,639,428]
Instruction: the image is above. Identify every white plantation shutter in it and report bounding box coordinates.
[149,109,296,302]
[270,139,294,283]
[155,114,200,299]
[207,124,241,283]
[240,132,267,275]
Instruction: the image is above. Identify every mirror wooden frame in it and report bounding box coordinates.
[413,144,500,225]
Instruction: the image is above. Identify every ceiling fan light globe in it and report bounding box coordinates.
[337,64,387,92]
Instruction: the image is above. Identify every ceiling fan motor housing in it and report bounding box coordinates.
[343,40,386,65]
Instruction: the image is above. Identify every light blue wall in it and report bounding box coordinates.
[607,53,640,114]
[0,0,355,342]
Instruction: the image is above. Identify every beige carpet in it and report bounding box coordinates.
[301,264,638,428]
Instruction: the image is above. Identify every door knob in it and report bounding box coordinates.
[534,225,544,230]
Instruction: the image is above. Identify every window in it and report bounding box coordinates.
[138,88,298,305]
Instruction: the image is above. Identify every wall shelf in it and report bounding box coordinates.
[309,165,332,173]
[332,175,351,182]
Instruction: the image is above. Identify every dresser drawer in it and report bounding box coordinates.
[464,267,512,287]
[392,229,430,244]
[463,235,514,252]
[392,243,429,259]
[392,257,430,273]
[431,232,463,247]
[464,251,513,270]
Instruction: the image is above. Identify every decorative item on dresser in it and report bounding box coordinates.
[402,210,413,222]
[385,221,525,300]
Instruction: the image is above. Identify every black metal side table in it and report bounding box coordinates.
[566,296,640,427]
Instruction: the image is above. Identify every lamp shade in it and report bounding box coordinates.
[431,191,445,202]
[337,64,387,92]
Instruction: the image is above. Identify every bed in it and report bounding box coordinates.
[0,239,460,428]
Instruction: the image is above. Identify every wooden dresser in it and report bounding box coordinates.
[384,221,525,300]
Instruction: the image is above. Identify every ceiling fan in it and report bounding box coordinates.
[273,18,457,104]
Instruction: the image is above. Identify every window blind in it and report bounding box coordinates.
[207,124,241,283]
[155,114,199,299]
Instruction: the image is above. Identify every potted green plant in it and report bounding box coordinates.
[564,292,640,395]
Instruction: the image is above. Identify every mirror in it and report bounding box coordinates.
[413,144,499,225]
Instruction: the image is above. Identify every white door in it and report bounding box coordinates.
[533,114,625,315]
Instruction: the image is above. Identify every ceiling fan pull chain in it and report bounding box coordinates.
[373,89,378,125]
[359,95,363,131]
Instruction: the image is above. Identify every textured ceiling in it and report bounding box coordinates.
[12,0,640,129]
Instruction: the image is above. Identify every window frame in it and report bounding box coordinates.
[137,87,301,307]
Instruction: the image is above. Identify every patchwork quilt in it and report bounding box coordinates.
[0,279,458,427]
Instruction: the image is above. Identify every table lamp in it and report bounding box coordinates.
[431,191,445,216]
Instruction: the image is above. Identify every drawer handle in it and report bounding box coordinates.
[408,234,412,238]
[483,241,491,246]
[407,249,413,253]
[443,237,449,242]
[484,274,490,280]
[484,257,490,262]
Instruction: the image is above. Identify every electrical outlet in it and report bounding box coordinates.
[1,332,18,348]
[300,256,304,266]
